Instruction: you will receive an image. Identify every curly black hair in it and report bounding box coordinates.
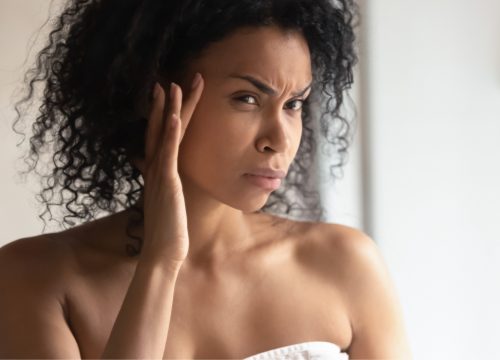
[12,0,359,256]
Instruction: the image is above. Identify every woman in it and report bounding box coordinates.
[0,0,412,358]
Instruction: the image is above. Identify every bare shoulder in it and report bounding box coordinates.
[0,232,75,283]
[0,233,81,357]
[293,221,379,283]
[0,216,125,294]
[305,222,394,305]
[298,221,413,358]
[0,232,77,313]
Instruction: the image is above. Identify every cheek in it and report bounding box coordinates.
[288,118,303,156]
[295,119,303,141]
[178,108,251,176]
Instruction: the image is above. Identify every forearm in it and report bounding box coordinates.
[101,254,183,359]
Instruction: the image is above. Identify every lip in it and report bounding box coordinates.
[245,168,286,179]
[244,174,282,191]
[243,168,286,191]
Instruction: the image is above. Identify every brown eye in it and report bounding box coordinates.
[286,99,304,111]
[235,95,258,105]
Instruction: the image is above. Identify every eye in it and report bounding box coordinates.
[235,95,258,105]
[233,95,306,111]
[285,99,305,111]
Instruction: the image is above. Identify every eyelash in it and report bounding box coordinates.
[234,95,305,111]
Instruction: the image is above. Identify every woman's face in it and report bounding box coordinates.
[178,25,313,212]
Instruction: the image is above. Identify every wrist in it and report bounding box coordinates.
[139,248,185,273]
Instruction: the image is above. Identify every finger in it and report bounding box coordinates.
[145,83,165,165]
[159,111,181,179]
[157,76,202,178]
[158,84,183,178]
[164,82,182,133]
[179,73,204,141]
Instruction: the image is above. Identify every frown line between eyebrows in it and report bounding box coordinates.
[228,73,312,97]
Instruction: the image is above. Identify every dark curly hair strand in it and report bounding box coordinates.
[11,0,359,256]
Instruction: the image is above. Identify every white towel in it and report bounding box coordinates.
[243,341,349,360]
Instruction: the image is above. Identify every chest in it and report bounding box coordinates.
[66,259,352,359]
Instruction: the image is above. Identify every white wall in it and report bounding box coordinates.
[0,0,62,240]
[362,0,500,358]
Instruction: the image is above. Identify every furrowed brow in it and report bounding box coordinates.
[228,73,312,97]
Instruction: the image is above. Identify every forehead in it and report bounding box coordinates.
[190,25,313,86]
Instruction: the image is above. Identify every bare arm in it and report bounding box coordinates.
[0,74,205,359]
[98,74,205,358]
[100,255,182,358]
[0,239,181,359]
[100,75,202,358]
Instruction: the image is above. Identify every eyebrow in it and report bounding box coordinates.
[228,73,312,97]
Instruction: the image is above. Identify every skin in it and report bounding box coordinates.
[0,25,412,359]
[134,25,312,267]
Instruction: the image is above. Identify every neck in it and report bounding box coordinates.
[127,180,261,268]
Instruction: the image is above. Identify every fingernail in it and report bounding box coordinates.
[191,73,201,89]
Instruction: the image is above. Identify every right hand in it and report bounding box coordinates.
[140,73,204,264]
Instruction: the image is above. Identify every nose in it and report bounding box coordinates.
[255,110,291,154]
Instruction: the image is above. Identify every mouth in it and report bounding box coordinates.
[243,174,282,191]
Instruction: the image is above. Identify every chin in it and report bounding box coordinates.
[186,174,273,212]
[210,186,269,213]
[228,192,273,213]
